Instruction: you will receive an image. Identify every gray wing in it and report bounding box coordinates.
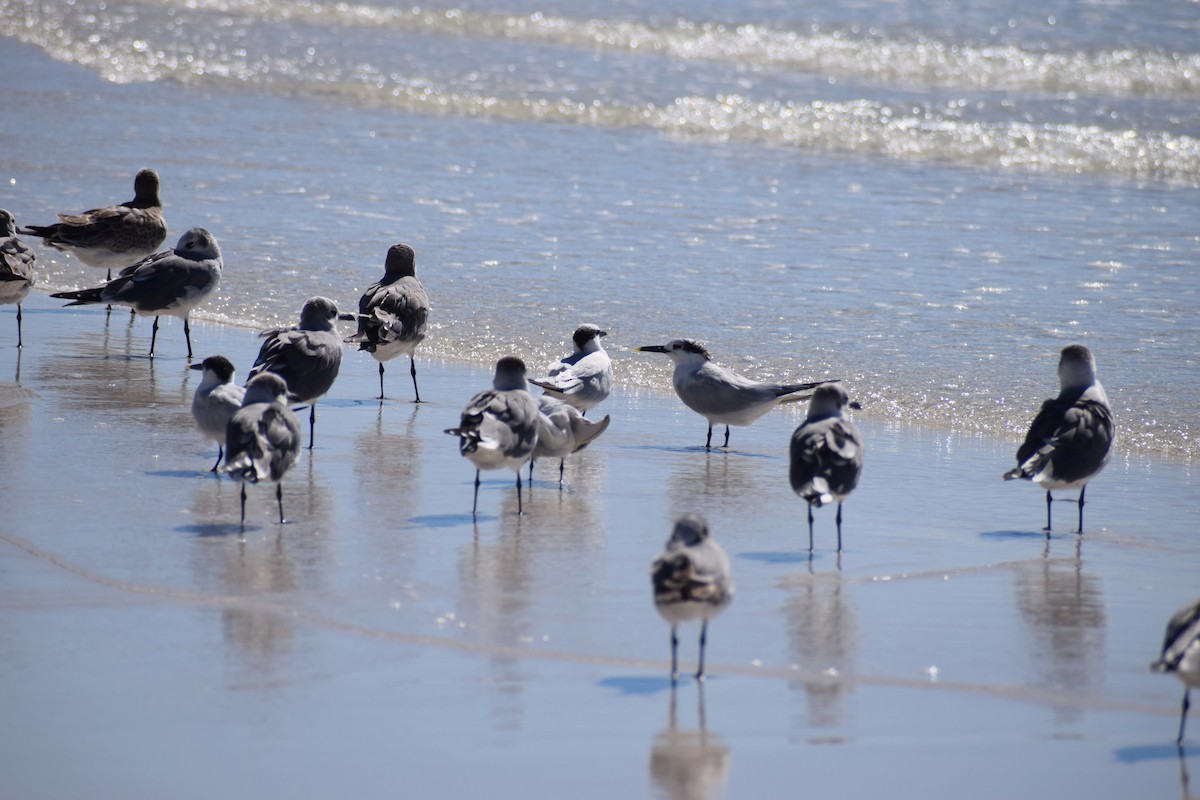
[352,276,429,348]
[679,363,782,416]
[27,204,166,256]
[0,235,36,284]
[789,416,864,500]
[251,330,343,402]
[1008,387,1114,482]
[103,252,219,313]
[651,544,733,607]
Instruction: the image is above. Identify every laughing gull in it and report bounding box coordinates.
[190,355,247,472]
[789,383,864,552]
[651,514,734,684]
[444,356,539,516]
[1003,344,1114,534]
[346,243,430,402]
[249,296,350,450]
[223,372,302,527]
[635,339,837,449]
[0,210,36,348]
[529,394,611,484]
[19,168,167,280]
[1151,596,1200,748]
[49,227,221,359]
[529,324,612,415]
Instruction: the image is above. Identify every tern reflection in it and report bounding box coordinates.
[649,685,731,800]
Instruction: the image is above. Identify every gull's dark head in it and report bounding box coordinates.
[384,244,417,278]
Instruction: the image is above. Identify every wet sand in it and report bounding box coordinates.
[0,290,1197,799]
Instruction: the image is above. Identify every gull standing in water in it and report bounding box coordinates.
[0,210,36,348]
[346,243,430,402]
[190,355,246,472]
[445,356,539,516]
[529,394,611,484]
[651,514,734,684]
[49,227,221,358]
[635,338,836,449]
[19,168,167,281]
[1003,344,1114,533]
[223,372,302,527]
[789,382,864,553]
[1150,597,1200,748]
[529,324,612,415]
[249,296,350,450]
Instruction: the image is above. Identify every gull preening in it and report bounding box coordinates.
[19,168,167,280]
[49,227,222,359]
[249,296,350,450]
[346,243,430,402]
[445,356,539,516]
[635,338,836,449]
[529,324,612,415]
[529,394,611,484]
[789,382,864,552]
[223,372,302,527]
[190,355,246,472]
[0,209,36,348]
[1003,344,1114,534]
[651,514,734,684]
[1150,596,1200,748]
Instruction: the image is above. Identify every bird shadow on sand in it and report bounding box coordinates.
[598,676,685,696]
[1113,742,1200,765]
[624,443,777,460]
[979,529,1053,541]
[175,522,252,538]
[738,550,815,566]
[145,469,216,479]
[410,513,492,529]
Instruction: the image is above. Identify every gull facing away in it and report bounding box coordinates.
[19,168,167,280]
[789,382,864,553]
[223,372,302,527]
[0,209,36,348]
[529,394,611,484]
[49,227,221,359]
[1150,597,1200,748]
[444,356,539,517]
[190,355,247,472]
[249,296,351,450]
[651,514,734,684]
[346,243,430,402]
[529,324,612,415]
[635,338,837,449]
[1002,344,1114,534]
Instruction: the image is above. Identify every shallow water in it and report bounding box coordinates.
[0,294,1197,798]
[0,1,1198,458]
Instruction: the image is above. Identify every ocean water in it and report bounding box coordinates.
[1,0,1197,456]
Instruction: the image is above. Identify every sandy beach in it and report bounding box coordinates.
[0,289,1196,798]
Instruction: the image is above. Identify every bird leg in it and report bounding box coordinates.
[307,404,317,450]
[1044,490,1053,533]
[696,619,709,682]
[516,470,524,515]
[183,316,193,360]
[239,484,247,528]
[722,426,730,448]
[670,626,680,685]
[528,459,535,483]
[705,425,713,450]
[558,459,565,487]
[149,316,159,358]
[807,504,815,552]
[377,362,386,401]
[410,356,422,403]
[276,483,285,524]
[209,445,224,473]
[836,501,844,552]
[472,470,481,517]
[1180,689,1191,748]
[1075,484,1087,535]
[15,303,22,348]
